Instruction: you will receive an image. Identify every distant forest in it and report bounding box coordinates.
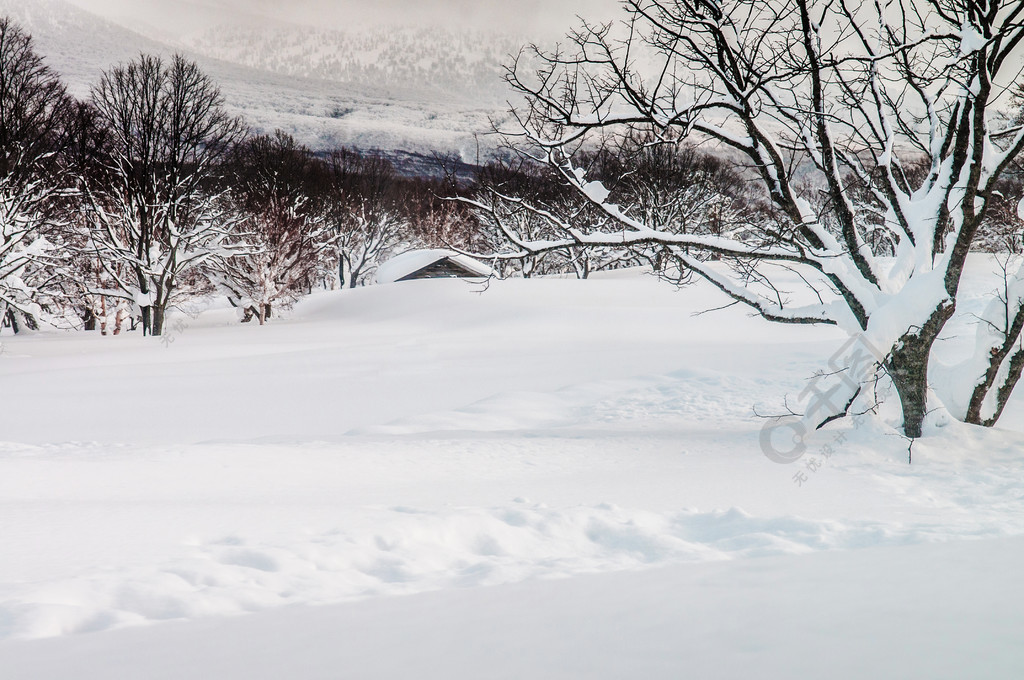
[1,13,1022,340]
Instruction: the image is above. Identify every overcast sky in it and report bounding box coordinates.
[66,0,620,34]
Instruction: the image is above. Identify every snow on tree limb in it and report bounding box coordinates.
[488,0,1024,436]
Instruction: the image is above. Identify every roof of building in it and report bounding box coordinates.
[375,249,495,284]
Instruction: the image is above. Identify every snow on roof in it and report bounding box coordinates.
[375,249,494,284]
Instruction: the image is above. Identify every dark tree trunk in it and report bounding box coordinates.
[4,309,37,333]
[884,304,955,438]
[966,348,1024,427]
[141,305,152,336]
[151,305,165,336]
[84,308,97,331]
[965,302,1024,427]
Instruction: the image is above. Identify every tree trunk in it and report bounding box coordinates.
[141,305,152,336]
[966,348,1024,427]
[574,251,590,279]
[4,309,39,334]
[964,300,1024,427]
[884,305,954,438]
[99,296,108,335]
[6,308,19,334]
[151,304,165,336]
[347,261,361,288]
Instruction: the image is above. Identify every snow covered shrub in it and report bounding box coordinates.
[974,174,1024,254]
[211,132,335,323]
[213,194,333,324]
[328,201,408,288]
[320,150,412,288]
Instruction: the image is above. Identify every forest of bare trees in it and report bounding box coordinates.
[0,16,484,336]
[0,12,786,338]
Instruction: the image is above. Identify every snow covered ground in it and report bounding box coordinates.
[1,270,1023,677]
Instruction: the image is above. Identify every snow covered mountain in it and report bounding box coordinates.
[181,23,522,103]
[0,0,521,161]
[0,0,166,98]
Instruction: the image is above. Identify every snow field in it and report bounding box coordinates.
[3,536,1023,680]
[1,271,1023,676]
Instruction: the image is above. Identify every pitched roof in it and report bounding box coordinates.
[375,249,494,284]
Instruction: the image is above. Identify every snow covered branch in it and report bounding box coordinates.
[494,0,1024,437]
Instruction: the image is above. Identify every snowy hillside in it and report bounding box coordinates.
[0,0,166,98]
[0,0,514,157]
[0,269,1022,677]
[182,23,521,103]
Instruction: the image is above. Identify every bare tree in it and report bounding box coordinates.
[85,54,245,336]
[214,193,333,323]
[0,17,74,332]
[409,197,481,252]
[0,176,51,332]
[0,18,73,183]
[45,100,135,334]
[469,158,568,277]
[466,133,753,279]
[975,174,1024,253]
[211,132,335,323]
[959,253,1024,425]
[493,0,1024,437]
[322,150,409,287]
[465,156,619,278]
[588,134,750,245]
[330,200,408,288]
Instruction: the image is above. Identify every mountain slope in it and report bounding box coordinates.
[180,23,521,103]
[0,0,513,158]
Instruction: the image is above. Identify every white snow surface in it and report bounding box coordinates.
[1,269,1023,677]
